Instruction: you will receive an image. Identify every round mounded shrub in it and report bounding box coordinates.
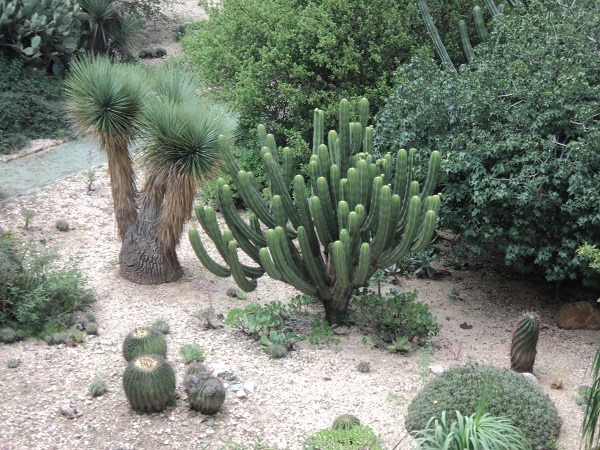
[405,365,561,449]
[123,355,176,412]
[122,327,167,362]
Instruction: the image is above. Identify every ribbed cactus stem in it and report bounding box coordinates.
[459,20,474,63]
[417,0,457,74]
[510,312,541,373]
[474,6,489,43]
[313,109,324,155]
[483,0,500,16]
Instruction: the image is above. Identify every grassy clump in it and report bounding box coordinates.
[405,365,561,449]
[304,425,382,450]
[0,232,95,335]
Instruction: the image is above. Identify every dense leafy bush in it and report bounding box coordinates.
[0,56,70,153]
[182,0,480,147]
[0,231,95,334]
[375,0,600,285]
[405,365,561,449]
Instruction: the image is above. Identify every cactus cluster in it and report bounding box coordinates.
[190,98,441,326]
[510,311,540,373]
[123,354,176,412]
[122,327,167,362]
[0,0,86,71]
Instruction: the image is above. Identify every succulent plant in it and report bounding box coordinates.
[85,312,96,322]
[52,332,66,345]
[179,344,205,364]
[85,322,98,335]
[122,327,167,362]
[0,327,17,343]
[7,358,21,368]
[510,311,541,373]
[260,330,288,358]
[332,414,361,431]
[357,361,371,373]
[151,320,170,334]
[55,220,70,232]
[123,355,176,412]
[89,380,108,397]
[184,374,226,414]
[226,287,238,297]
[185,361,211,378]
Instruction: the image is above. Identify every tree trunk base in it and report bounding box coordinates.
[119,227,183,285]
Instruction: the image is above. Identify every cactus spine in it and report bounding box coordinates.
[190,98,441,325]
[122,327,167,362]
[416,0,457,74]
[510,312,540,373]
[123,355,176,412]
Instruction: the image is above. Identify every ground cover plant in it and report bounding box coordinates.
[189,98,442,325]
[375,0,600,287]
[0,231,95,335]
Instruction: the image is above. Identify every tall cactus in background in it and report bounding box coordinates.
[458,20,474,63]
[474,6,490,43]
[416,0,457,74]
[510,312,541,373]
[189,98,441,325]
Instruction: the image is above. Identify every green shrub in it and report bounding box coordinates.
[0,232,95,334]
[405,365,561,449]
[182,0,480,160]
[0,56,70,154]
[352,288,439,350]
[304,425,382,450]
[375,0,600,286]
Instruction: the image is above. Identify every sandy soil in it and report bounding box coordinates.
[1,3,599,449]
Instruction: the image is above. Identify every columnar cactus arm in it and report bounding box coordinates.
[338,99,350,174]
[459,20,475,63]
[377,196,423,268]
[393,149,409,199]
[362,176,384,232]
[237,171,276,228]
[410,209,437,253]
[262,152,302,228]
[265,228,317,295]
[282,147,294,187]
[474,6,489,43]
[349,123,362,156]
[316,177,339,238]
[328,130,339,167]
[417,0,457,74]
[483,0,500,16]
[297,226,331,298]
[188,228,231,277]
[313,109,324,155]
[420,151,441,202]
[358,99,369,142]
[337,201,350,232]
[353,243,372,287]
[293,175,320,253]
[258,247,282,280]
[332,240,350,289]
[194,205,231,262]
[227,240,258,291]
[317,145,331,184]
[330,164,342,209]
[217,182,266,248]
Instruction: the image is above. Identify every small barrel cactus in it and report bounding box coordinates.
[123,327,167,362]
[123,355,176,412]
[184,374,226,414]
[357,361,371,373]
[85,312,96,322]
[85,322,99,335]
[269,343,287,359]
[55,220,70,232]
[0,327,17,343]
[332,414,361,431]
[186,361,211,378]
[510,311,541,373]
[7,358,21,368]
[151,320,170,334]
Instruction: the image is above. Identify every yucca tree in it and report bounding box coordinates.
[65,55,235,284]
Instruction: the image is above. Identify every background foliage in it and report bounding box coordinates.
[375,0,600,285]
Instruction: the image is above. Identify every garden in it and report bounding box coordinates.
[1,0,600,448]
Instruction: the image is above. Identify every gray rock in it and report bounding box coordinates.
[429,363,445,377]
[521,372,539,387]
[60,403,83,419]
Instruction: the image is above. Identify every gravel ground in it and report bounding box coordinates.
[0,155,597,450]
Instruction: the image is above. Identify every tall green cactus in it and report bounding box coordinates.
[416,0,457,74]
[189,98,441,325]
[510,312,540,373]
[459,20,474,63]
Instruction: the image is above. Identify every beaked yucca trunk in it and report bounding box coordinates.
[118,187,183,284]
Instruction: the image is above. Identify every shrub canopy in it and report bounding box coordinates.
[375,0,600,285]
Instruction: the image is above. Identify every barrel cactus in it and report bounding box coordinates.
[55,220,70,232]
[184,374,226,414]
[151,320,170,334]
[122,327,167,362]
[189,98,441,326]
[0,327,17,343]
[510,312,541,373]
[332,414,361,431]
[85,322,98,335]
[123,354,176,412]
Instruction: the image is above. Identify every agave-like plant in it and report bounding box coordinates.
[65,56,235,284]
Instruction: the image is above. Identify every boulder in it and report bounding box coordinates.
[554,301,600,330]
